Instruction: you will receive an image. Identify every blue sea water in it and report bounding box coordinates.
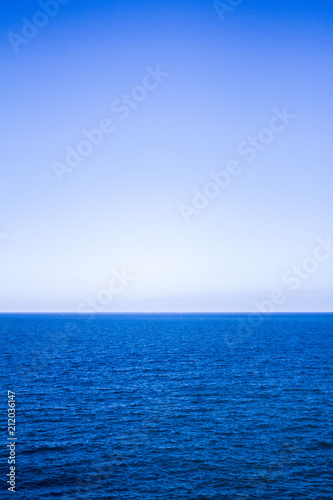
[0,313,332,499]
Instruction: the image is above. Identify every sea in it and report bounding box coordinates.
[0,313,332,499]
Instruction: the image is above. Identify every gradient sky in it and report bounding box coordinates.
[1,0,333,312]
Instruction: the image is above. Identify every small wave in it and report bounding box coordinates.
[315,441,333,449]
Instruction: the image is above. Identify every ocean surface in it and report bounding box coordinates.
[0,313,332,499]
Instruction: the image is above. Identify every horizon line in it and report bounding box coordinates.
[0,311,332,315]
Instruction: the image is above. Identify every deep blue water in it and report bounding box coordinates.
[0,313,332,499]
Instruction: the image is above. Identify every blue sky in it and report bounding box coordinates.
[1,0,332,312]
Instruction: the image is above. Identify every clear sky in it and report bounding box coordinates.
[1,0,332,312]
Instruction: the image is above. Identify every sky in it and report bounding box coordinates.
[0,0,332,312]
